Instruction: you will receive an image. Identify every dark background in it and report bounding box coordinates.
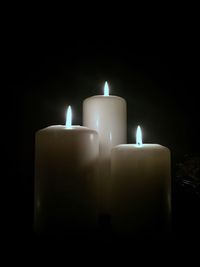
[4,19,200,252]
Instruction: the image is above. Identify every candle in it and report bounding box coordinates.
[111,126,171,238]
[34,106,99,237]
[83,82,127,213]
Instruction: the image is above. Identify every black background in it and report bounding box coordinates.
[4,10,200,254]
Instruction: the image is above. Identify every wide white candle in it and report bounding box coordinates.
[83,82,127,213]
[111,126,171,238]
[35,106,99,236]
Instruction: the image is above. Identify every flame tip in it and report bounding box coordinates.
[136,125,143,146]
[66,105,72,128]
[104,81,109,96]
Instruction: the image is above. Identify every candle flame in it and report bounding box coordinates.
[136,125,142,146]
[104,81,109,96]
[66,106,72,128]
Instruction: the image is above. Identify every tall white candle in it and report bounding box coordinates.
[111,126,171,238]
[83,82,127,213]
[35,106,99,236]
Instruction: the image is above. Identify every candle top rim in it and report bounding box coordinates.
[37,125,98,134]
[112,144,169,151]
[84,95,126,101]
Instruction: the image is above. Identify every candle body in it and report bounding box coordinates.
[35,126,99,236]
[111,144,171,238]
[83,96,127,213]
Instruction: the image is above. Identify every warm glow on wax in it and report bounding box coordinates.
[104,81,109,96]
[136,125,142,146]
[66,106,72,128]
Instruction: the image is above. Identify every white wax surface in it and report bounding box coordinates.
[83,96,127,155]
[111,144,171,237]
[35,125,99,236]
[83,95,127,213]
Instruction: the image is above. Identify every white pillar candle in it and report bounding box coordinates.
[83,82,127,213]
[35,106,99,236]
[111,126,171,238]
